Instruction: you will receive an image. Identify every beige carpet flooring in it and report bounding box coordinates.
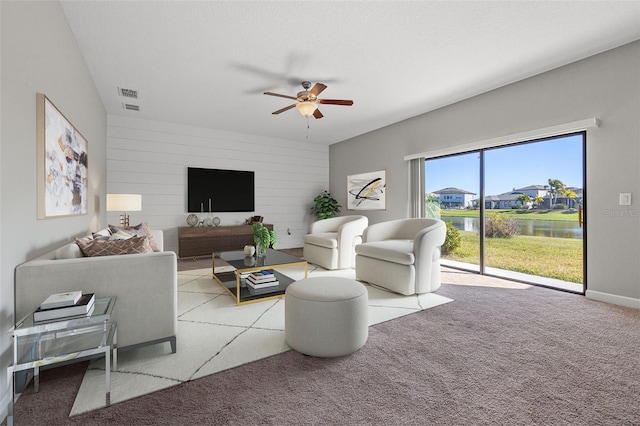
[9,257,640,425]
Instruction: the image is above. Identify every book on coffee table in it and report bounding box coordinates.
[247,279,279,289]
[249,270,275,281]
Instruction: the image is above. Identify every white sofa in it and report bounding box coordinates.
[355,218,446,295]
[303,215,369,270]
[15,229,178,352]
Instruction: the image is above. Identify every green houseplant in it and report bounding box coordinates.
[311,190,341,220]
[252,222,277,256]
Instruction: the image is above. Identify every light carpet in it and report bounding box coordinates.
[70,264,452,416]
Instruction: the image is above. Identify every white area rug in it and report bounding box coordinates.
[71,264,453,416]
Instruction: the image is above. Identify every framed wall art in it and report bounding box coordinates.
[36,93,88,219]
[347,170,386,210]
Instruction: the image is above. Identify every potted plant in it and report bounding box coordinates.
[311,190,341,220]
[251,222,277,256]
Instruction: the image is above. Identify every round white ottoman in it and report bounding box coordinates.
[285,277,368,357]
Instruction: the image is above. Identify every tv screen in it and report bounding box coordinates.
[187,167,255,213]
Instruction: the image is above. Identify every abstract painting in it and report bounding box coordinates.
[37,93,88,219]
[347,170,386,210]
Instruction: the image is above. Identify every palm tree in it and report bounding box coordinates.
[516,193,531,209]
[547,179,566,209]
[564,189,578,208]
[533,194,545,209]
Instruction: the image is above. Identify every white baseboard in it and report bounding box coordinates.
[586,289,640,310]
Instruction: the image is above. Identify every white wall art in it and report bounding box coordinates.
[37,93,88,218]
[347,170,386,210]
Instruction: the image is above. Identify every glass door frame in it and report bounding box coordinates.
[427,131,586,295]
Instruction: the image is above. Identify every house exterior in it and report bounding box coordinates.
[473,185,582,209]
[473,191,525,209]
[516,185,548,198]
[551,186,583,209]
[432,187,476,209]
[489,191,524,209]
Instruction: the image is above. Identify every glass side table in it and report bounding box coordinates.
[6,297,117,426]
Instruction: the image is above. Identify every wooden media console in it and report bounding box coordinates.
[178,224,273,258]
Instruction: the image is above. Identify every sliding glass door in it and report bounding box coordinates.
[425,151,481,272]
[425,133,585,293]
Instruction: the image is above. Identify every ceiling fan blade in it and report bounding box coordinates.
[313,108,324,119]
[318,99,354,106]
[264,92,298,101]
[272,104,296,115]
[309,83,327,97]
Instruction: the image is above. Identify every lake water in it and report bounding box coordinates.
[444,216,583,239]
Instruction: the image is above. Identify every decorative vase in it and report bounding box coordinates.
[186,214,198,227]
[256,243,267,257]
[244,245,255,256]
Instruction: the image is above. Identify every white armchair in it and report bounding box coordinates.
[303,215,369,270]
[355,218,446,295]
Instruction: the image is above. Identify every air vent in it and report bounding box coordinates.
[117,87,138,99]
[123,103,140,112]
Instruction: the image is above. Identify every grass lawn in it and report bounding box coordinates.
[441,208,579,222]
[444,231,583,283]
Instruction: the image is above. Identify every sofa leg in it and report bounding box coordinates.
[169,336,177,353]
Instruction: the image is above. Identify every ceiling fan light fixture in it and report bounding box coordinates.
[296,101,317,117]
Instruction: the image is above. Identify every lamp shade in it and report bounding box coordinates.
[296,101,318,117]
[106,194,142,212]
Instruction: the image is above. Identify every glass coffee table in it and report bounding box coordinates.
[213,249,307,305]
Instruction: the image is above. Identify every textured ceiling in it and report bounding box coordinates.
[60,1,640,145]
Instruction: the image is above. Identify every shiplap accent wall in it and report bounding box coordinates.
[107,115,329,254]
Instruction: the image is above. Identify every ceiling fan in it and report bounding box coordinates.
[264,81,353,119]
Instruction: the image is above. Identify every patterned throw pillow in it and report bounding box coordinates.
[108,223,160,252]
[94,228,111,237]
[75,236,153,257]
[89,228,113,241]
[55,242,84,259]
[111,229,136,240]
[93,229,133,241]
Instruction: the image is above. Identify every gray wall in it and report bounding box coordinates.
[331,40,640,307]
[0,1,107,416]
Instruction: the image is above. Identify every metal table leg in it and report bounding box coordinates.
[105,345,111,406]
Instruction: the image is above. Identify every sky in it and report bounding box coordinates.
[425,134,584,196]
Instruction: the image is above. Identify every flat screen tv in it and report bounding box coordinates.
[187,167,255,213]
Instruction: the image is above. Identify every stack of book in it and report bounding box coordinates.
[246,270,279,290]
[33,291,96,322]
